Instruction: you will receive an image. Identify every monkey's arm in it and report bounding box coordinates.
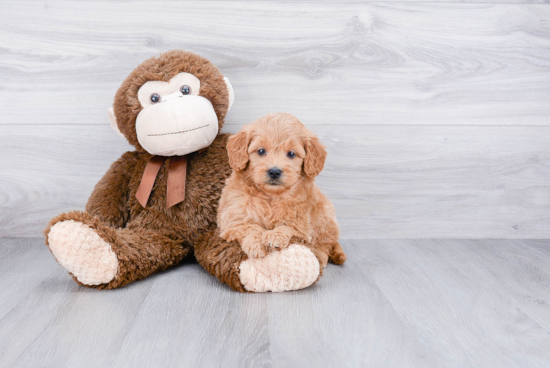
[86,151,139,228]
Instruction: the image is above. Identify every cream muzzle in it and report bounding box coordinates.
[135,95,219,156]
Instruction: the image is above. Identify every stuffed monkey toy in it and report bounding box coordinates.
[45,50,325,292]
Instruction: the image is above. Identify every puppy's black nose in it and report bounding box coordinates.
[267,167,282,179]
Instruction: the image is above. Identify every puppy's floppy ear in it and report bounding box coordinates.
[227,129,251,171]
[303,134,327,178]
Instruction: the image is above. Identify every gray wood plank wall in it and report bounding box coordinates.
[1,1,549,238]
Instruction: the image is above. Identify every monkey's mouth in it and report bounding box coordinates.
[147,124,209,137]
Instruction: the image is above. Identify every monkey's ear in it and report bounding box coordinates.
[223,77,235,111]
[227,129,250,171]
[107,107,125,139]
[303,134,327,178]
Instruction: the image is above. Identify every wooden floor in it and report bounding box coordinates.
[0,238,549,368]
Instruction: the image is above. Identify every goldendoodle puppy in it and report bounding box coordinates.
[218,113,346,270]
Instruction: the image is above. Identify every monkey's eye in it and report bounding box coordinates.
[150,93,161,104]
[287,151,296,159]
[257,148,266,156]
[180,85,191,95]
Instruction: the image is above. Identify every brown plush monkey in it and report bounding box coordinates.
[44,50,326,292]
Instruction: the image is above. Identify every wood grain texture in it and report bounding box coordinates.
[1,1,550,238]
[0,2,549,126]
[1,238,549,368]
[2,124,549,238]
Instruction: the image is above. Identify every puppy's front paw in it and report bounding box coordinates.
[241,232,268,258]
[263,229,292,249]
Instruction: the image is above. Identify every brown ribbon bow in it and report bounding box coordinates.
[135,155,187,209]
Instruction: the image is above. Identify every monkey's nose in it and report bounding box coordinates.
[160,91,183,103]
[267,167,282,179]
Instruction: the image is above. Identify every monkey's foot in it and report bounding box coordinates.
[47,220,119,286]
[238,244,320,292]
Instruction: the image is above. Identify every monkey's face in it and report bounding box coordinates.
[135,72,219,156]
[110,50,234,155]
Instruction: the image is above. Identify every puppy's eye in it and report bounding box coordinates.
[180,85,191,95]
[150,93,161,104]
[287,151,296,159]
[257,148,266,156]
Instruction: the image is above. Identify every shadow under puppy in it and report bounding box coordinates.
[218,113,346,277]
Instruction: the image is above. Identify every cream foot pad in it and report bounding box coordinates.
[239,244,320,292]
[48,220,118,286]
